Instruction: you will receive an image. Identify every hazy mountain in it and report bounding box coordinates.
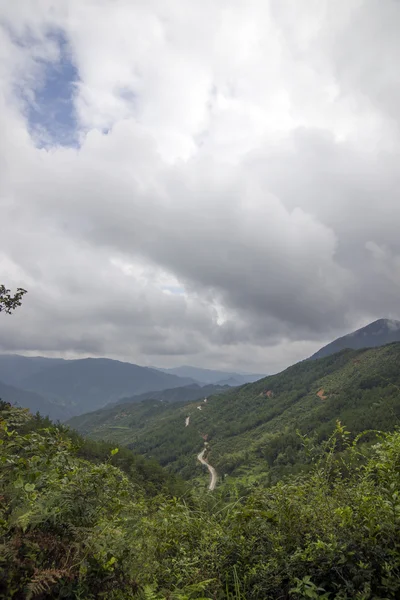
[0,354,65,388]
[0,354,259,418]
[0,379,70,421]
[214,377,243,387]
[310,318,400,360]
[113,383,230,406]
[70,343,400,481]
[21,357,195,416]
[156,365,265,385]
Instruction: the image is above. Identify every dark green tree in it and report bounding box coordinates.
[0,284,27,314]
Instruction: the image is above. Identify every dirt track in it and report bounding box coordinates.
[197,447,217,491]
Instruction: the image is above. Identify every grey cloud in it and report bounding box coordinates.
[330,0,400,123]
[1,1,400,373]
[9,135,351,332]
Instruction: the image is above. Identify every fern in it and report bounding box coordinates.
[140,584,164,600]
[26,569,67,599]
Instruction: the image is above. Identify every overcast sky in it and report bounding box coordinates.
[0,0,399,374]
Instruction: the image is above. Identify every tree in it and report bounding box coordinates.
[0,284,27,315]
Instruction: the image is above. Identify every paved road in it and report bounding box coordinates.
[197,447,217,491]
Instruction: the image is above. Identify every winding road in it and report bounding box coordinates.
[197,446,217,491]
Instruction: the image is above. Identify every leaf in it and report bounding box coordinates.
[105,556,117,570]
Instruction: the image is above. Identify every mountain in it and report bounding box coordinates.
[67,382,231,436]
[156,365,265,385]
[20,357,195,416]
[214,377,243,387]
[310,318,400,360]
[113,383,230,406]
[0,354,260,418]
[0,379,70,421]
[69,342,400,482]
[0,354,65,388]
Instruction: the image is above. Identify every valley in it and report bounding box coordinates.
[3,329,400,491]
[0,354,254,420]
[3,351,400,598]
[69,342,400,486]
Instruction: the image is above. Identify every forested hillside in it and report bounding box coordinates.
[113,382,230,406]
[4,401,400,598]
[70,343,400,483]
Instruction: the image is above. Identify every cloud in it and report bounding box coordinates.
[0,0,400,373]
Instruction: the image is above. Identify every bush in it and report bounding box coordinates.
[2,405,400,599]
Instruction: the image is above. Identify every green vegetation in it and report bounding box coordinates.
[0,284,27,315]
[3,402,400,598]
[114,383,230,407]
[69,343,400,483]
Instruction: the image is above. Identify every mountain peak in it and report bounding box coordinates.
[366,318,400,330]
[311,318,400,360]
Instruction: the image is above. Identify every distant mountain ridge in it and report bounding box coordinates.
[0,354,65,388]
[0,355,196,418]
[156,365,265,386]
[0,355,264,420]
[0,379,71,422]
[113,383,230,406]
[214,377,243,387]
[310,318,400,360]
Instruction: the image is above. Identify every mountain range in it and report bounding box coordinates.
[0,355,262,420]
[155,365,266,386]
[69,341,400,484]
[0,379,70,421]
[1,317,399,424]
[0,354,66,388]
[0,355,197,419]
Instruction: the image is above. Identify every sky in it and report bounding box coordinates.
[0,0,400,374]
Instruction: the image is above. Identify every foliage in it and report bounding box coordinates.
[0,284,27,315]
[3,402,400,599]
